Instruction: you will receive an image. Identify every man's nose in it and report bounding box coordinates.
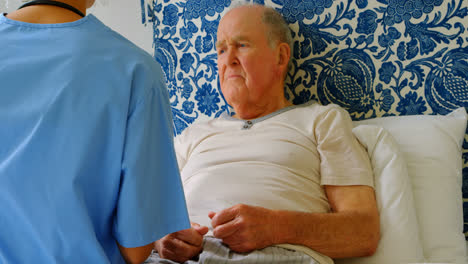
[226,48,239,65]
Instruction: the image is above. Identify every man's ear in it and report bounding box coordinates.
[277,43,290,68]
[276,42,290,79]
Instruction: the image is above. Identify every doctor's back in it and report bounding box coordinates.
[0,1,190,263]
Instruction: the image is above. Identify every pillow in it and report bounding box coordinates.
[353,107,468,264]
[336,125,425,264]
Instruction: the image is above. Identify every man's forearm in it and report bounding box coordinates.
[271,209,380,258]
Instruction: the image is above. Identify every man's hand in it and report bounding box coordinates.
[209,204,278,253]
[154,222,208,263]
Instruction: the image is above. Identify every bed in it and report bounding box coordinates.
[141,0,468,263]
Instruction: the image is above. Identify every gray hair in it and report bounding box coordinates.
[262,6,293,78]
[262,7,293,54]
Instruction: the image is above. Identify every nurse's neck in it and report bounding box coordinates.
[6,2,86,24]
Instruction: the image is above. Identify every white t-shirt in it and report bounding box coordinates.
[175,102,373,263]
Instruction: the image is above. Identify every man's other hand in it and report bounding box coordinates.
[209,204,278,253]
[154,222,208,263]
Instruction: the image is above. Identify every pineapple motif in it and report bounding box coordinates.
[333,72,365,101]
[425,47,468,114]
[317,48,376,115]
[444,73,468,102]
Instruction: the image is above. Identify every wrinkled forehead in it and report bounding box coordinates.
[217,6,266,43]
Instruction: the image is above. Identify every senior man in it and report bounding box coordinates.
[147,3,380,264]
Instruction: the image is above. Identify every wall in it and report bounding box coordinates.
[88,0,152,54]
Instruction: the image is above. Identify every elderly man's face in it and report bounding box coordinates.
[216,6,283,110]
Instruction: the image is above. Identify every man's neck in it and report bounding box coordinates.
[6,1,86,24]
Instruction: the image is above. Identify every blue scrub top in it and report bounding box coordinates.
[0,14,190,263]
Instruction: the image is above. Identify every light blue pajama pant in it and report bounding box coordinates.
[145,237,319,264]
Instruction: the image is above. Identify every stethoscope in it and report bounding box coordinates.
[18,0,85,17]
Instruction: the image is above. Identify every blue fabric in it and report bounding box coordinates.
[141,0,468,239]
[0,14,190,263]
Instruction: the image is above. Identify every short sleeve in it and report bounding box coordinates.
[315,105,374,187]
[174,132,188,171]
[113,63,190,247]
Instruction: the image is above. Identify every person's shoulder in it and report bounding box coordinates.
[291,101,344,113]
[305,101,348,114]
[290,102,351,124]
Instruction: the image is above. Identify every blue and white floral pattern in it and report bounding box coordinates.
[141,0,468,238]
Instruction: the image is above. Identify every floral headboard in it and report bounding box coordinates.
[141,0,468,239]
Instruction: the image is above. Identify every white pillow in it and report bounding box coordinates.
[354,107,467,264]
[336,125,425,264]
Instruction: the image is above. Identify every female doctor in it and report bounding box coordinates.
[0,1,190,263]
